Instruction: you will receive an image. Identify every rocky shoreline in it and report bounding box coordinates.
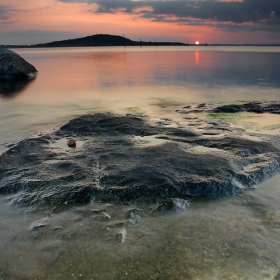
[176,101,280,114]
[1,102,280,206]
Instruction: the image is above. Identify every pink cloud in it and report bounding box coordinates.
[133,6,154,14]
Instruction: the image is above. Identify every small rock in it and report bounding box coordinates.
[29,218,49,231]
[115,228,127,243]
[67,139,76,148]
[102,212,111,219]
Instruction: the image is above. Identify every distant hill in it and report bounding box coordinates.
[1,34,187,48]
[35,34,134,47]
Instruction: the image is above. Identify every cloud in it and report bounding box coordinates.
[1,21,15,25]
[0,5,24,21]
[0,30,86,45]
[58,0,280,33]
[0,6,10,20]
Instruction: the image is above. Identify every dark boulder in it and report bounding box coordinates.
[1,113,280,206]
[0,48,37,81]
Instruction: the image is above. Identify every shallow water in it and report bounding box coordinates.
[134,135,168,146]
[1,46,280,279]
[1,174,280,280]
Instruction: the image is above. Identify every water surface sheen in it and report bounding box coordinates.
[1,46,280,146]
[0,175,280,279]
[1,46,280,279]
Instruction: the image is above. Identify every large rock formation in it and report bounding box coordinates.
[0,112,280,206]
[0,48,37,80]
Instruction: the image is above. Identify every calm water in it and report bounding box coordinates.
[1,46,280,147]
[1,46,280,279]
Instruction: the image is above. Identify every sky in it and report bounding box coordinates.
[0,0,280,45]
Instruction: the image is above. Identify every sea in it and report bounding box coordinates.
[0,46,280,279]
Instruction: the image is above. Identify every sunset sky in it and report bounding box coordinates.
[0,0,279,45]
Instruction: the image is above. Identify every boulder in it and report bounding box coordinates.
[0,48,37,80]
[1,113,280,206]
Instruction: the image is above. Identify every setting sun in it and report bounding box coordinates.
[195,41,200,45]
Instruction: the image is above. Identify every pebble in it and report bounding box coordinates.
[67,139,76,148]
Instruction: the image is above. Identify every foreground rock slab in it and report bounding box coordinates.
[0,113,280,206]
[0,48,37,80]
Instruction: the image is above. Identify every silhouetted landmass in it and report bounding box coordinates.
[1,34,186,48]
[2,34,279,49]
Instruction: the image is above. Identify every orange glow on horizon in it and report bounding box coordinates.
[0,0,224,44]
[1,0,274,45]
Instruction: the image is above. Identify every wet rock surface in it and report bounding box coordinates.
[177,101,280,114]
[0,112,280,206]
[0,48,37,81]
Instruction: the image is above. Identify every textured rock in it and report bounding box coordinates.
[178,101,280,114]
[0,48,37,80]
[0,113,280,206]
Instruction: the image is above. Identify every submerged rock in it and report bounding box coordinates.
[214,101,280,114]
[178,101,280,115]
[0,48,37,80]
[0,113,280,206]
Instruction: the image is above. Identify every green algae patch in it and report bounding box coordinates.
[211,100,249,107]
[207,112,253,124]
[207,112,280,132]
[228,100,249,105]
[125,106,145,115]
[261,124,280,130]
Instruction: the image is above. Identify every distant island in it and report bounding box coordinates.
[1,34,187,48]
[2,34,279,48]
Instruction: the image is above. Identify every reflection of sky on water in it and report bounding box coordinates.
[0,46,280,146]
[172,51,280,88]
[2,46,279,98]
[195,51,199,65]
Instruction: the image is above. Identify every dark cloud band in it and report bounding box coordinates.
[0,6,10,20]
[58,0,280,33]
